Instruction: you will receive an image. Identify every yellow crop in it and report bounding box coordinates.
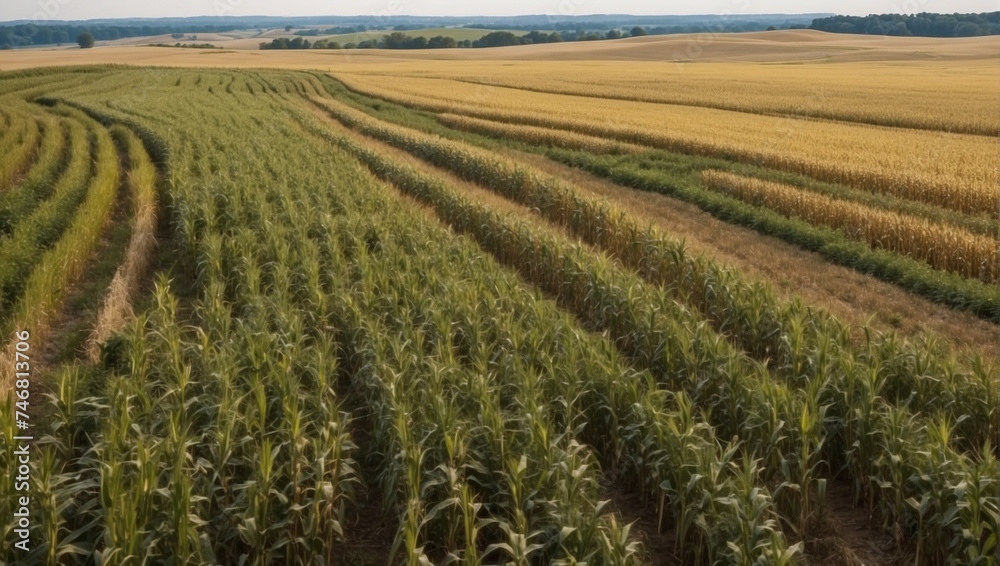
[335,72,997,216]
[437,113,644,154]
[702,170,998,282]
[355,60,998,135]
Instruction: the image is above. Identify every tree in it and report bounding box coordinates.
[285,25,293,32]
[382,31,409,49]
[428,35,456,48]
[77,31,94,48]
[473,31,520,48]
[766,25,776,31]
[954,22,984,36]
[629,26,647,37]
[522,30,551,44]
[606,29,622,39]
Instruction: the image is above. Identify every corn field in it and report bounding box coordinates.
[0,66,995,566]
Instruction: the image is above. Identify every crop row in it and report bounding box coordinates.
[0,108,95,324]
[407,92,1000,323]
[311,94,999,452]
[295,105,800,564]
[299,101,998,565]
[0,104,42,191]
[86,125,159,361]
[0,103,120,389]
[702,170,998,282]
[438,113,645,155]
[320,77,1000,320]
[0,111,68,236]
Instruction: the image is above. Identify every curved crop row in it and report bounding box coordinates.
[435,110,998,238]
[300,106,997,565]
[0,113,69,235]
[87,125,159,360]
[310,95,999,453]
[547,146,1000,322]
[0,111,42,191]
[397,86,1000,322]
[0,106,120,388]
[0,111,93,317]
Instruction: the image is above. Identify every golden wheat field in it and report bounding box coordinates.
[0,28,997,566]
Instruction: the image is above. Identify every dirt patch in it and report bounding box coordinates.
[600,473,679,565]
[803,481,906,566]
[337,411,394,566]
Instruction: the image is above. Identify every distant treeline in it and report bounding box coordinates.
[0,23,249,48]
[293,25,375,36]
[5,11,997,50]
[260,28,699,50]
[259,37,345,49]
[810,12,999,36]
[463,21,805,34]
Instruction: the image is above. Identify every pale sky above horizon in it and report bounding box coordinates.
[1,0,995,23]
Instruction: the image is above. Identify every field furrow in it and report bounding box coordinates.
[491,148,1000,357]
[331,80,998,322]
[86,125,159,360]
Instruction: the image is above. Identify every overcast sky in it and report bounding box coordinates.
[2,0,996,23]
